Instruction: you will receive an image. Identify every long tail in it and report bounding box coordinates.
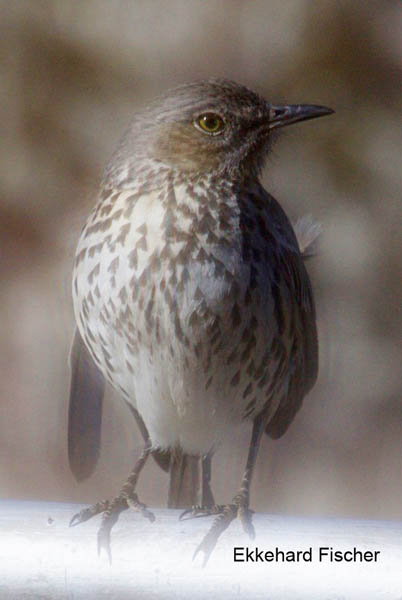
[168,450,215,509]
[68,328,105,481]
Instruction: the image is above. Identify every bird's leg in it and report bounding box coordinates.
[191,417,265,567]
[70,439,155,562]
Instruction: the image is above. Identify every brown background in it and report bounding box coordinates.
[1,0,401,520]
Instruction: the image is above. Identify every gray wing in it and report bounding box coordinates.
[68,328,105,481]
[265,262,318,439]
[264,196,319,439]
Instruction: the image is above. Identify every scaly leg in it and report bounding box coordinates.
[70,439,155,562]
[189,417,265,567]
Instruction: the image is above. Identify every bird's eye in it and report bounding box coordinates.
[195,113,225,135]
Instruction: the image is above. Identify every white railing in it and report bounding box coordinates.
[0,500,401,599]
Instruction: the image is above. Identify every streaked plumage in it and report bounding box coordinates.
[69,79,332,562]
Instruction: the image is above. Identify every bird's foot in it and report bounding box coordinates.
[190,493,255,567]
[69,500,110,527]
[70,490,155,563]
[179,504,225,520]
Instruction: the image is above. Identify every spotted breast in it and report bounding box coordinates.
[72,164,306,455]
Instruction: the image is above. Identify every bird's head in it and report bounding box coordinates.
[108,79,333,184]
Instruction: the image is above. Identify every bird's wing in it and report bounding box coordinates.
[68,327,105,481]
[264,196,319,439]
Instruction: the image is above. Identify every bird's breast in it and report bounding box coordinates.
[72,176,286,451]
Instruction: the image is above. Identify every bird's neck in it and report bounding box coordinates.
[103,157,256,194]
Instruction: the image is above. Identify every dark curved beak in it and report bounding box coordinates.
[268,104,334,130]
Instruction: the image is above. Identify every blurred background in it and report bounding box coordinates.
[0,0,401,521]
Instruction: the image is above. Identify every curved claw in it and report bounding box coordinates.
[192,502,253,567]
[179,504,225,521]
[179,504,206,521]
[127,494,156,523]
[179,508,194,521]
[69,500,109,527]
[180,508,213,521]
[192,528,221,568]
[96,504,122,563]
[69,508,95,527]
[69,513,82,528]
[193,543,211,568]
[193,544,203,564]
[143,507,156,523]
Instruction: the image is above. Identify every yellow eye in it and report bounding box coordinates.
[196,113,225,135]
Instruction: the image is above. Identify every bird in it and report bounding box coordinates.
[68,78,333,565]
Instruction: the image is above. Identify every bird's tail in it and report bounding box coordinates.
[167,450,215,509]
[293,214,322,260]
